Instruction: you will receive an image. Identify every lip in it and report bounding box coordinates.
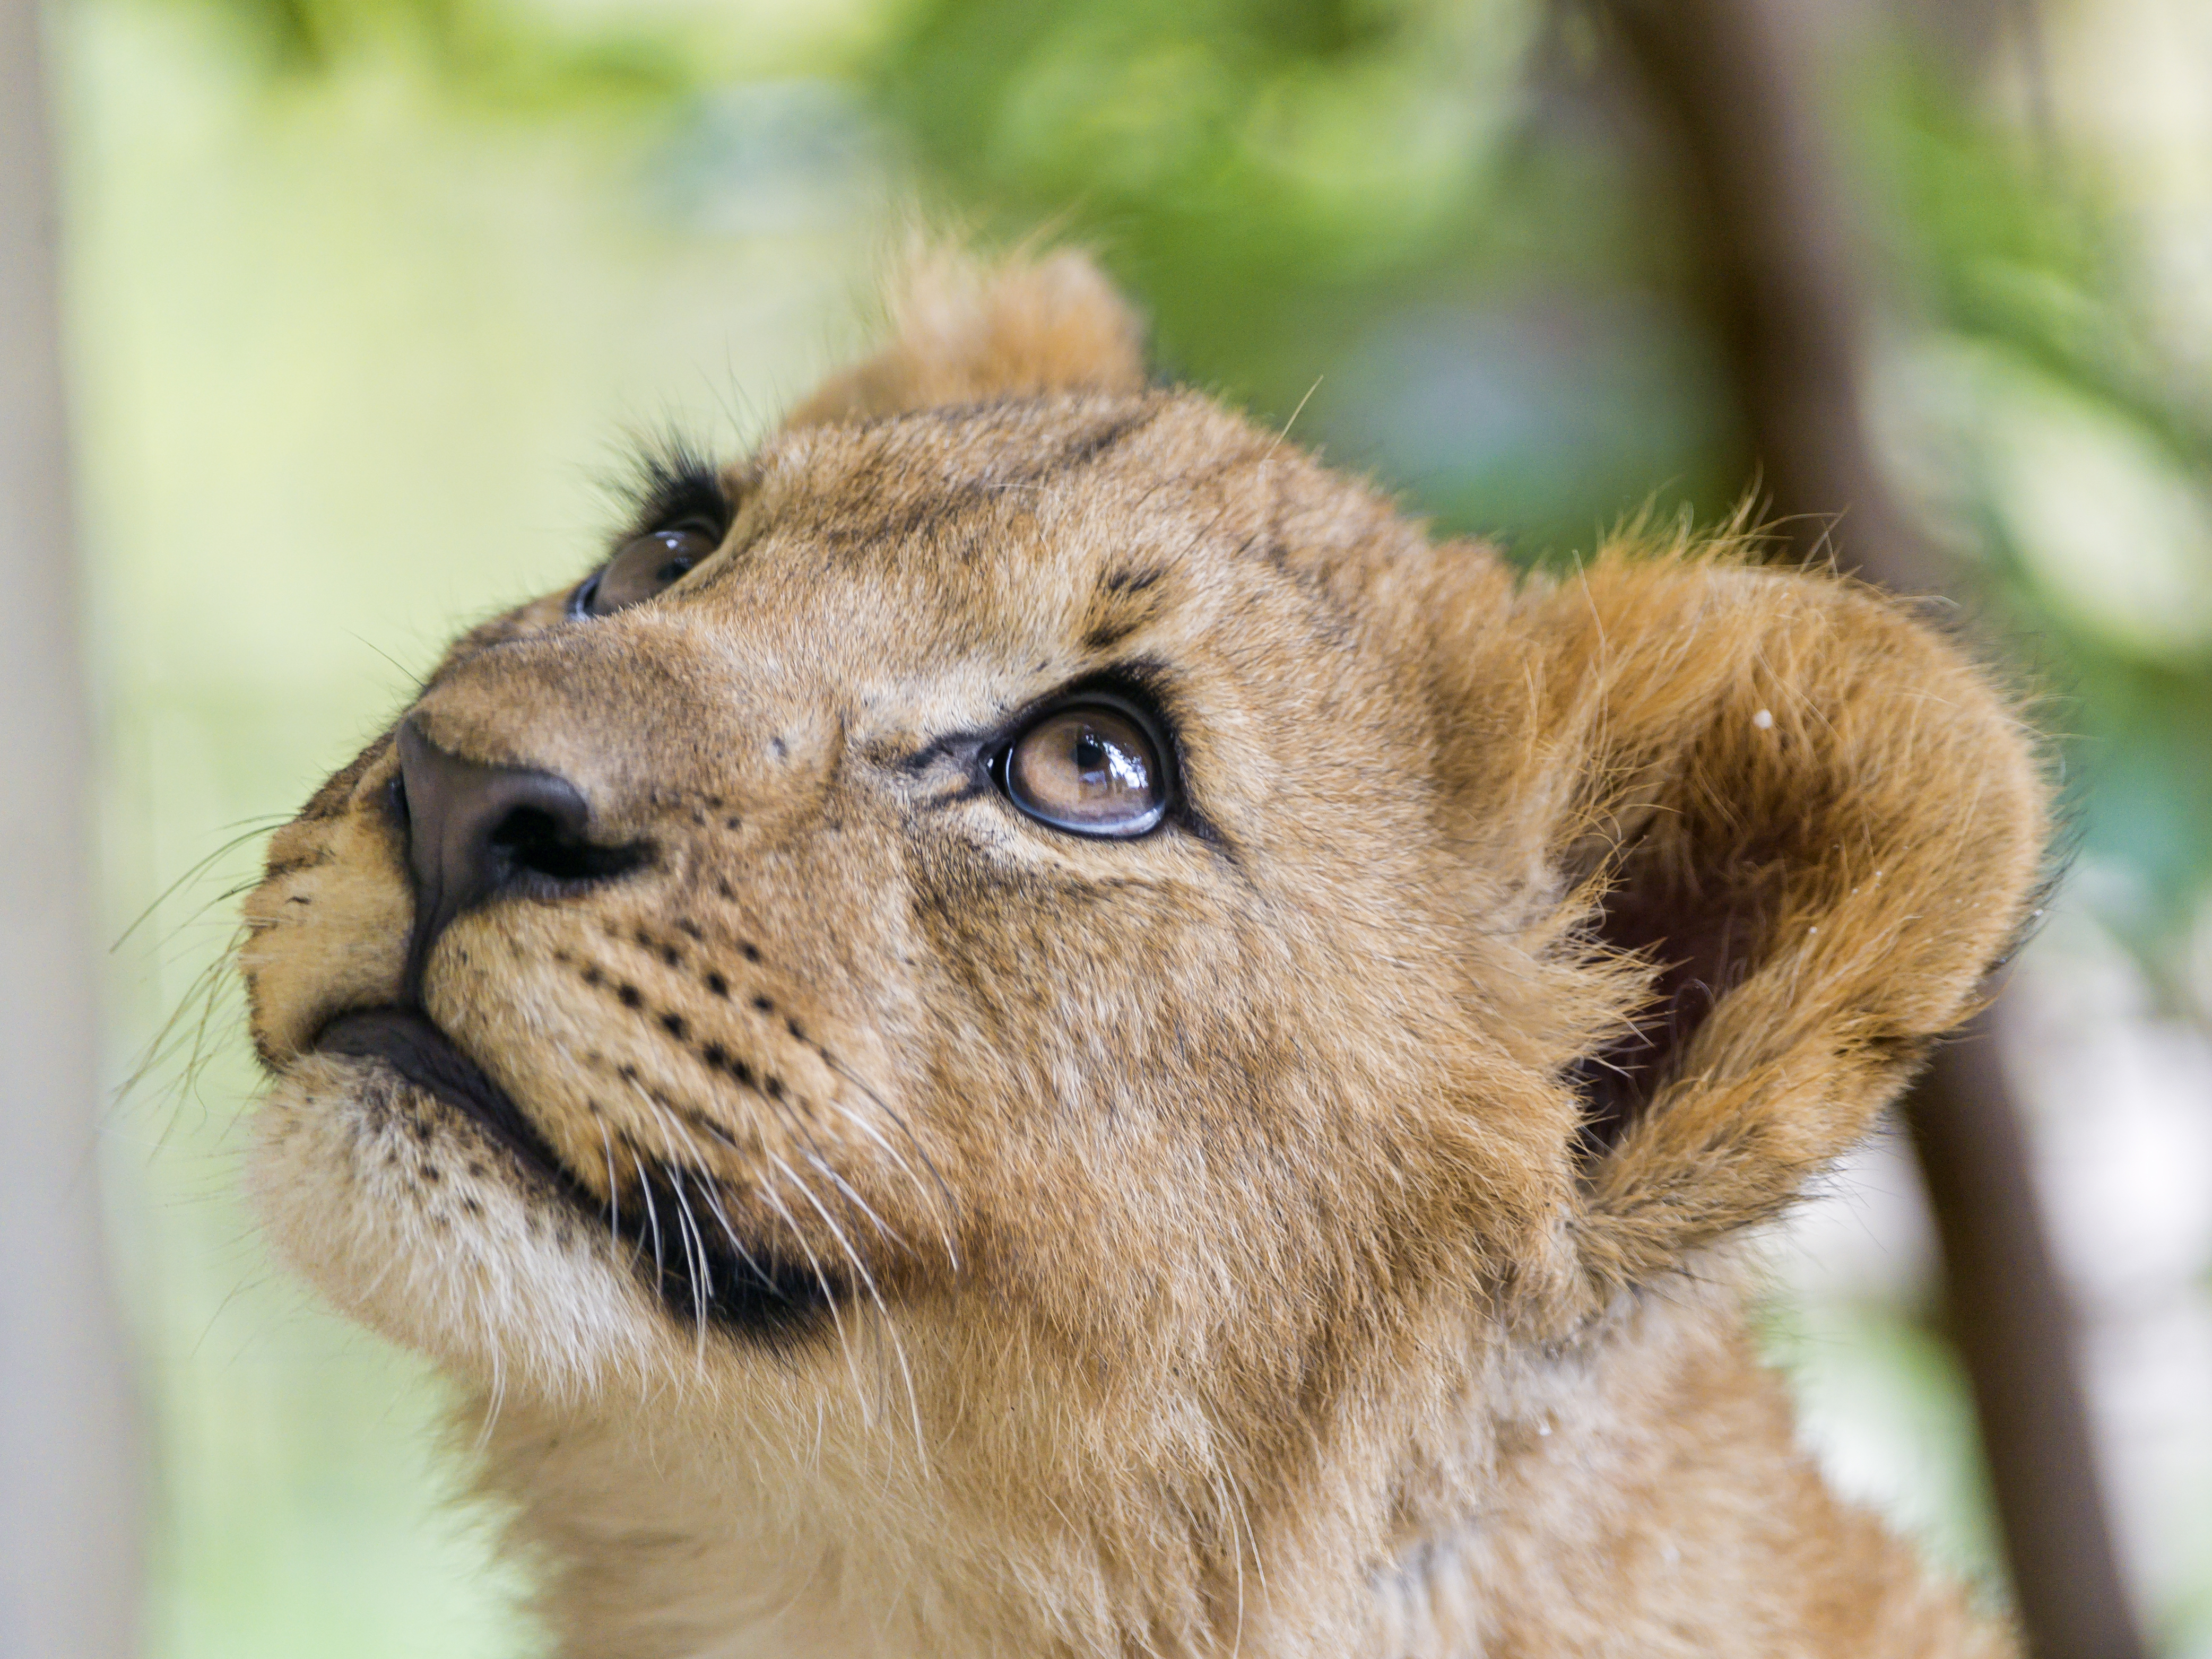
[315,1005,575,1191]
[310,1005,840,1339]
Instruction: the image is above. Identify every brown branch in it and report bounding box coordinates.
[1592,1,2145,1653]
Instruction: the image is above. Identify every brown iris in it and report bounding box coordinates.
[576,523,719,617]
[1001,702,1168,838]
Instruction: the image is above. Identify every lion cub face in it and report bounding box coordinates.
[245,383,1569,1438]
[240,255,2045,1643]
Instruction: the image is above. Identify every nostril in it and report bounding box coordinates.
[489,804,646,884]
[395,718,649,1002]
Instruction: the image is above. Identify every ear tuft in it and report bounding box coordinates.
[784,245,1148,428]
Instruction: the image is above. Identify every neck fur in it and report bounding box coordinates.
[469,1287,1995,1659]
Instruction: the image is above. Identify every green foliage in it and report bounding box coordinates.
[1871,54,2212,476]
[872,0,1541,407]
[1859,53,2212,958]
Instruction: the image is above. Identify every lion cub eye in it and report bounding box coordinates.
[575,523,719,618]
[999,702,1168,838]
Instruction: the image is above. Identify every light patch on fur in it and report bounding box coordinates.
[250,1055,677,1399]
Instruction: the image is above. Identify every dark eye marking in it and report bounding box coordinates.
[915,778,993,813]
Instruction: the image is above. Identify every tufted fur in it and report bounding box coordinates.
[241,249,2044,1656]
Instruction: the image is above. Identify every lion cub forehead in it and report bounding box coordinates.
[697,389,1358,662]
[736,390,1278,576]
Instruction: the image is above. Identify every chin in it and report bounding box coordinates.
[248,1053,686,1403]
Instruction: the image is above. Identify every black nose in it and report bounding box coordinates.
[394,718,640,998]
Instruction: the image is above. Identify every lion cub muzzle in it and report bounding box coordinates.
[271,628,873,1345]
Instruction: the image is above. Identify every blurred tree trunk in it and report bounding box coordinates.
[0,2,144,1656]
[1591,1,2145,1655]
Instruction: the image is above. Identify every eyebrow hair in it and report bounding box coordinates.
[612,437,733,548]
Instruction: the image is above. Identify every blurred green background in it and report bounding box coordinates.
[57,0,2212,1652]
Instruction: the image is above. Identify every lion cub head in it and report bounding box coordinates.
[241,251,2045,1656]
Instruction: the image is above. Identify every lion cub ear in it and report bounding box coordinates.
[1448,552,2050,1297]
[783,246,1147,428]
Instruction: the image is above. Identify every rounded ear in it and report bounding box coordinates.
[782,245,1148,428]
[1459,552,2051,1297]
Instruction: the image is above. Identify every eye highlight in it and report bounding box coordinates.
[996,699,1170,839]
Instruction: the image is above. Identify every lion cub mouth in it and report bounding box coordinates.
[313,1006,840,1339]
[317,1006,571,1186]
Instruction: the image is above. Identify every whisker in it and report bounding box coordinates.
[624,1079,713,1338]
[800,1144,905,1252]
[626,1080,788,1311]
[112,816,290,952]
[819,1055,959,1269]
[771,1152,927,1470]
[597,1120,625,1259]
[754,1163,872,1428]
[665,1162,714,1354]
[628,1145,666,1292]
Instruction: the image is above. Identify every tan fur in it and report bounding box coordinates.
[240,249,2043,1657]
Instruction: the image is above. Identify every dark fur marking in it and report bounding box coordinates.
[898,730,989,776]
[1101,564,1167,596]
[1042,406,1160,474]
[1082,614,1146,653]
[672,1100,740,1151]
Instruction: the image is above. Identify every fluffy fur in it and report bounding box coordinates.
[240,250,2045,1656]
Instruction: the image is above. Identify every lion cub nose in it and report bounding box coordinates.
[395,718,640,998]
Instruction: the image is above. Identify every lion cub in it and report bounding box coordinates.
[242,250,2040,1657]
